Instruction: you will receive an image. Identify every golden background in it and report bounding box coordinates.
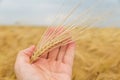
[0,26,120,80]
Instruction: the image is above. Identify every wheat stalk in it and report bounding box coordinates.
[30,15,112,63]
[30,0,113,63]
[30,12,112,63]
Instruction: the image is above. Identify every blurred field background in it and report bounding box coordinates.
[0,26,120,80]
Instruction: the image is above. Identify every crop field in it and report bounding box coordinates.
[0,26,120,80]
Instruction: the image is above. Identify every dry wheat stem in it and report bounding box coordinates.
[31,17,108,63]
[31,14,110,63]
[30,0,113,63]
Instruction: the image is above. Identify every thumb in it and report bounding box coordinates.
[16,45,35,63]
[22,45,35,56]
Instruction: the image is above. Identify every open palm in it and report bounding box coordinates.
[15,43,75,80]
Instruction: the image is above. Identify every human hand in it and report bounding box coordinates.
[15,42,75,80]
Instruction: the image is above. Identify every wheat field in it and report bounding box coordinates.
[0,26,120,80]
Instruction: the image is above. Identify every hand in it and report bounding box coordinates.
[15,43,75,80]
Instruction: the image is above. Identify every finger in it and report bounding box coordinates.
[48,47,60,60]
[63,42,75,66]
[23,45,35,56]
[57,45,67,62]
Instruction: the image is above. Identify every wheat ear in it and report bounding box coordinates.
[30,27,73,63]
[30,0,113,63]
[30,12,111,63]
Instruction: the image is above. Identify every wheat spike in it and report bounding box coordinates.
[30,27,72,63]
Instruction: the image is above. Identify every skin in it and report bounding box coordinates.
[14,42,75,80]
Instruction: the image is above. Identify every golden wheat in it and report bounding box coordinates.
[1,27,120,80]
[29,0,114,63]
[30,12,111,63]
[30,27,72,62]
